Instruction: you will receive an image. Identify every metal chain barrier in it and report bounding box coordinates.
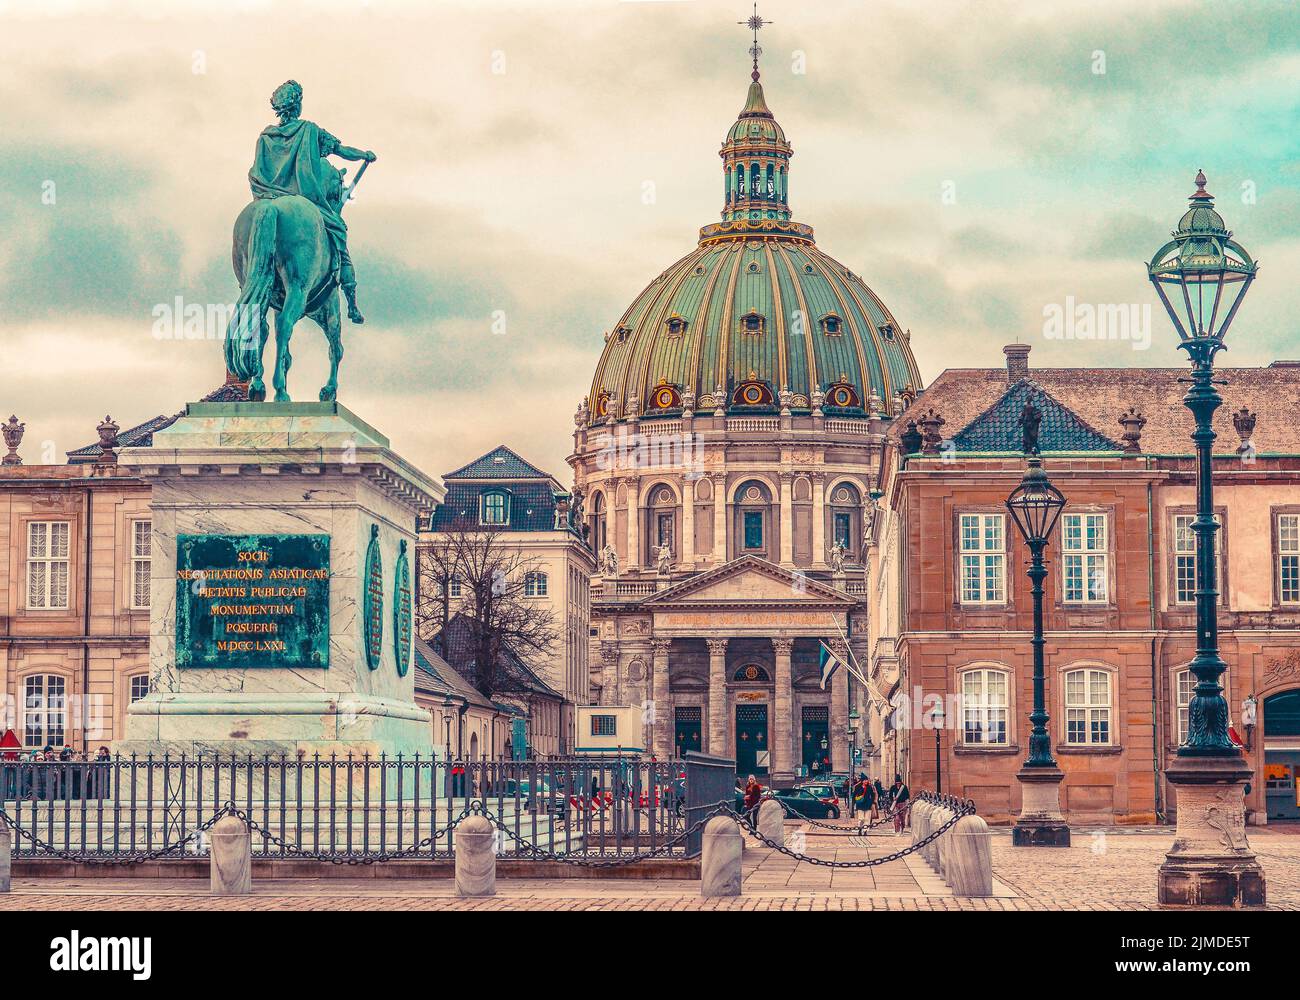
[0,802,238,866]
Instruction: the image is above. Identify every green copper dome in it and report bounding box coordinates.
[586,73,920,425]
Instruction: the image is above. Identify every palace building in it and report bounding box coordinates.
[569,50,919,783]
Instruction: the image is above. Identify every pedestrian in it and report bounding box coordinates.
[874,776,886,803]
[742,773,763,825]
[891,773,911,835]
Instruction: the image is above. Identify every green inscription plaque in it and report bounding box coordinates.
[393,539,412,678]
[363,524,383,671]
[175,533,330,669]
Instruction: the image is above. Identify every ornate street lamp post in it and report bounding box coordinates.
[1005,404,1070,846]
[1148,171,1264,906]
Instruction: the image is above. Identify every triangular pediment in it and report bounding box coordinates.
[640,556,854,608]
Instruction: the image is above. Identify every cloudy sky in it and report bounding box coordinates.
[2,0,1298,478]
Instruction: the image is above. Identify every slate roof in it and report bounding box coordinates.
[431,613,563,702]
[892,362,1300,456]
[950,379,1121,453]
[444,446,555,482]
[66,382,248,464]
[428,481,563,533]
[412,637,497,711]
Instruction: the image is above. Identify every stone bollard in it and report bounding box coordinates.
[701,815,743,897]
[938,809,955,878]
[925,807,950,867]
[910,802,930,851]
[946,815,994,897]
[756,799,785,844]
[0,818,11,893]
[209,814,251,896]
[455,814,497,897]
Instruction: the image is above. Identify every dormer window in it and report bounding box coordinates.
[480,491,510,526]
[820,314,843,336]
[739,310,766,336]
[878,323,896,341]
[665,314,687,337]
[615,325,632,343]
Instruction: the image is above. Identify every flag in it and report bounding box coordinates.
[818,641,846,691]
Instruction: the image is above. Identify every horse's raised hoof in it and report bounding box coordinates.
[274,390,292,403]
[248,379,266,402]
[319,386,337,402]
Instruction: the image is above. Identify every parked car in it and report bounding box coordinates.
[770,786,841,819]
[793,782,840,808]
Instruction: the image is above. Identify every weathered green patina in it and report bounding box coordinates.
[175,533,330,669]
[362,524,384,671]
[393,539,412,678]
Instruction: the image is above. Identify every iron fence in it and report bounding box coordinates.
[0,755,688,863]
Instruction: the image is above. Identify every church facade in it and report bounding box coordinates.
[569,58,920,783]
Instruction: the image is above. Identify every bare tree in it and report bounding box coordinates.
[416,519,558,698]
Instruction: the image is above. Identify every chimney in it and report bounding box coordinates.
[1004,343,1031,382]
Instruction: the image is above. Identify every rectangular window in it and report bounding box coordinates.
[448,577,462,599]
[1173,513,1223,606]
[1280,514,1300,604]
[23,675,66,748]
[1065,669,1111,745]
[27,521,71,610]
[130,675,151,703]
[743,510,764,550]
[1175,669,1194,745]
[657,512,674,550]
[131,519,151,609]
[524,572,547,597]
[958,513,1005,604]
[833,512,852,550]
[591,714,617,737]
[481,493,509,525]
[1063,513,1108,603]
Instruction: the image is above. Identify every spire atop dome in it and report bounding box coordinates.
[738,3,772,82]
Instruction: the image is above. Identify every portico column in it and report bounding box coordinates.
[650,638,672,759]
[811,472,826,566]
[772,637,795,780]
[626,476,641,570]
[682,478,696,566]
[830,639,850,772]
[778,472,794,567]
[711,473,727,563]
[706,638,729,756]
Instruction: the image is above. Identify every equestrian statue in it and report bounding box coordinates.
[224,80,376,401]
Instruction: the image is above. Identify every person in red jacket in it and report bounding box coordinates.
[742,774,764,824]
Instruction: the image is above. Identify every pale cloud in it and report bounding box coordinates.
[1,0,1297,478]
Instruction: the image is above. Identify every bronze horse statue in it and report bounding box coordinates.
[224,191,343,403]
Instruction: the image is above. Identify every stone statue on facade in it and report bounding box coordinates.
[601,543,619,577]
[829,540,846,572]
[225,80,377,403]
[656,544,673,575]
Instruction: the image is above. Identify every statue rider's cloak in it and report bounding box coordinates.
[248,119,347,257]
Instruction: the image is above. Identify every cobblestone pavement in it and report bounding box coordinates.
[2,822,1297,911]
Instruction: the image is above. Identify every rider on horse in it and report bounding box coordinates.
[248,79,375,324]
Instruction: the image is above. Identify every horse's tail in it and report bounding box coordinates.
[225,201,279,381]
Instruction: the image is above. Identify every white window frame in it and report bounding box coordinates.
[130,519,152,610]
[1279,513,1300,605]
[1172,512,1223,606]
[1174,668,1194,745]
[958,513,1005,605]
[1063,513,1109,604]
[960,668,1009,746]
[480,492,509,526]
[27,521,71,610]
[448,577,462,599]
[1065,668,1112,746]
[23,674,67,748]
[524,571,548,598]
[130,674,151,703]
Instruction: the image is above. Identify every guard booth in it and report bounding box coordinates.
[683,751,737,856]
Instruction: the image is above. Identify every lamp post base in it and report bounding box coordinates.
[1157,755,1265,908]
[1012,765,1071,847]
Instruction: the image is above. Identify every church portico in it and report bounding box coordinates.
[603,556,854,782]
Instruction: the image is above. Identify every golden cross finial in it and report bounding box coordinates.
[738,3,772,82]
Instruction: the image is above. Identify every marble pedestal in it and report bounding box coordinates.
[116,402,442,760]
[1012,765,1071,847]
[1157,756,1266,908]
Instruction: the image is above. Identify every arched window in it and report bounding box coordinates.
[961,668,1009,746]
[1065,668,1112,745]
[591,492,607,555]
[23,674,66,748]
[749,163,760,197]
[733,663,771,683]
[480,491,510,526]
[129,674,151,703]
[524,571,548,598]
[829,482,862,559]
[820,314,842,336]
[735,480,772,554]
